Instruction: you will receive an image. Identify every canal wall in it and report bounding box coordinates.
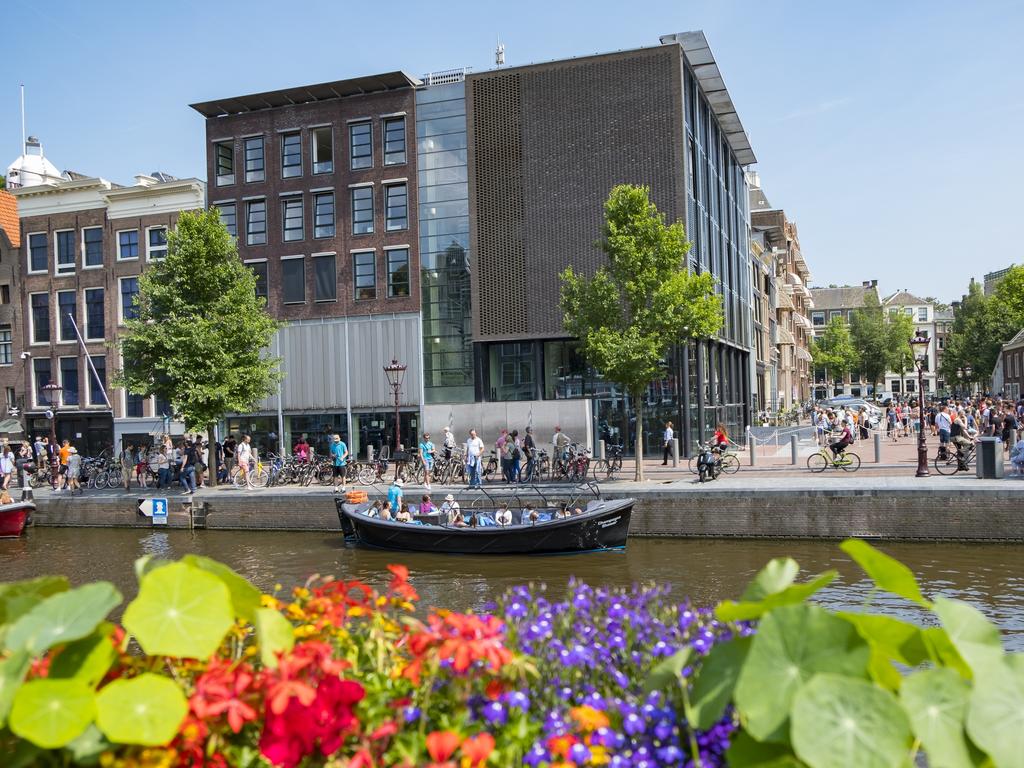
[25,477,1024,541]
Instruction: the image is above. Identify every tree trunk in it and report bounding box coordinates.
[207,423,218,488]
[634,394,644,483]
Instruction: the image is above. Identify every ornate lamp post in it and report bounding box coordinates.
[382,359,407,460]
[910,332,930,477]
[959,365,973,398]
[41,381,63,489]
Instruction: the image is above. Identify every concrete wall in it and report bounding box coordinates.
[423,399,593,450]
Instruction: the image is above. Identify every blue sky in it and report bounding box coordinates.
[3,0,1020,302]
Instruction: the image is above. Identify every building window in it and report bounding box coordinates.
[829,310,842,321]
[0,326,11,365]
[353,251,376,300]
[282,258,305,304]
[385,183,407,231]
[918,307,927,322]
[386,248,410,298]
[244,136,265,182]
[215,141,234,185]
[60,357,79,407]
[89,355,106,406]
[313,192,335,238]
[33,358,51,408]
[83,227,103,268]
[117,229,139,259]
[812,312,825,326]
[5,388,13,409]
[281,132,302,178]
[312,127,333,173]
[0,286,8,305]
[56,230,76,273]
[282,196,304,242]
[383,117,406,165]
[246,200,267,245]
[313,254,336,302]
[126,392,145,418]
[30,293,49,344]
[120,277,140,322]
[58,290,78,342]
[85,288,104,340]
[147,227,168,260]
[351,186,374,234]
[247,261,268,301]
[28,232,48,273]
[216,203,237,237]
[155,395,172,419]
[349,122,372,169]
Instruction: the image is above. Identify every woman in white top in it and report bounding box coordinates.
[0,445,15,491]
[236,435,252,486]
[495,506,512,526]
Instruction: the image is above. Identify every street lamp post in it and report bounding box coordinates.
[41,382,63,490]
[910,332,930,477]
[382,359,407,467]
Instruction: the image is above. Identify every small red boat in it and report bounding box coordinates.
[0,501,34,537]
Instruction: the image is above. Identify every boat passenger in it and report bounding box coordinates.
[528,507,539,524]
[495,506,512,526]
[420,494,436,515]
[395,503,412,523]
[387,478,404,516]
[366,500,383,518]
[574,507,584,516]
[380,505,393,521]
[468,512,478,528]
[440,493,461,524]
[556,502,571,519]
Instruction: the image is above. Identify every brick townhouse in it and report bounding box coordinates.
[0,189,24,435]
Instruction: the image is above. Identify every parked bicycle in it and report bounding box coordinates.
[806,446,861,472]
[591,444,624,481]
[688,446,740,475]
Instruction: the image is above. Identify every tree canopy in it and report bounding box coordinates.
[810,317,859,389]
[116,209,282,479]
[560,185,722,479]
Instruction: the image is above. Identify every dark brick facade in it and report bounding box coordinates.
[198,87,420,321]
[467,46,685,341]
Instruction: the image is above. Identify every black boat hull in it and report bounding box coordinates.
[337,498,633,554]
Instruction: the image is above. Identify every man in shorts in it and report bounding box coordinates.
[331,434,349,493]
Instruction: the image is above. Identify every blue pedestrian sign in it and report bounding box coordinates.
[139,498,169,525]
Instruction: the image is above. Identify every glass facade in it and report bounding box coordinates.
[416,82,474,404]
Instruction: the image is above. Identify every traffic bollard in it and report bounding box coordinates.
[750,438,757,466]
[790,435,798,465]
[367,445,374,462]
[598,439,606,460]
[671,438,679,468]
[874,433,881,464]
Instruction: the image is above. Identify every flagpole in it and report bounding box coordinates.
[67,313,112,409]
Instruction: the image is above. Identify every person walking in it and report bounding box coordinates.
[935,405,952,454]
[223,434,237,476]
[0,443,15,492]
[419,432,434,491]
[523,426,536,481]
[465,429,484,489]
[235,435,252,488]
[120,442,134,490]
[442,426,456,461]
[330,434,350,493]
[153,445,170,490]
[661,421,674,465]
[66,447,82,495]
[180,440,199,495]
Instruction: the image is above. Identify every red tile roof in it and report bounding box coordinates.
[0,190,19,248]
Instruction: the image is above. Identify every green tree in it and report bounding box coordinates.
[885,310,916,395]
[116,209,282,485]
[560,185,722,480]
[0,173,6,189]
[849,293,890,393]
[987,266,1024,346]
[810,317,859,396]
[939,279,1001,389]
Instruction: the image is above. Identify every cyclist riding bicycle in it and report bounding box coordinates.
[950,412,975,470]
[829,422,853,459]
[712,423,729,453]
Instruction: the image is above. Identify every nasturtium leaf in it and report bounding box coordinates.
[9,678,95,748]
[67,724,112,765]
[643,647,692,695]
[1008,653,1024,674]
[900,668,974,768]
[690,636,751,730]
[965,659,1024,768]
[734,603,869,742]
[122,562,233,659]
[725,731,799,767]
[95,673,188,746]
[132,555,171,583]
[934,597,1004,676]
[0,649,30,726]
[0,575,70,626]
[840,539,930,607]
[48,623,116,687]
[838,612,929,666]
[792,673,910,768]
[921,627,972,679]
[183,554,262,622]
[716,571,837,622]
[742,558,800,602]
[5,582,121,655]
[867,647,902,691]
[254,607,295,668]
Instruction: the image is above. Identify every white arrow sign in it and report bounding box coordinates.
[138,498,169,525]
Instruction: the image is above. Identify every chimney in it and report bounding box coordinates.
[861,279,878,289]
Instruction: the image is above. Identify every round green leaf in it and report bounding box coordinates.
[48,624,117,687]
[255,607,295,668]
[9,678,95,748]
[690,636,751,730]
[6,582,122,655]
[734,603,870,741]
[965,659,1024,768]
[0,650,31,726]
[900,668,973,768]
[123,562,233,658]
[95,673,188,746]
[742,558,800,601]
[934,597,1004,676]
[840,539,930,607]
[716,571,837,622]
[792,673,911,768]
[183,554,261,622]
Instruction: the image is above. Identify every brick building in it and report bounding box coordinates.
[11,173,205,453]
[808,282,879,399]
[0,189,24,437]
[997,329,1024,401]
[190,73,423,457]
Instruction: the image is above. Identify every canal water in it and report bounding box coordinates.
[3,529,1023,650]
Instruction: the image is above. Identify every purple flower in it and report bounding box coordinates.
[502,690,530,710]
[401,705,421,723]
[623,711,645,736]
[569,743,591,764]
[481,701,507,726]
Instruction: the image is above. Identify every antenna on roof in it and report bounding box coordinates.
[20,84,26,153]
[495,35,505,67]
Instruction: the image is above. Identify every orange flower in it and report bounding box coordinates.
[461,732,495,767]
[426,730,462,762]
[569,705,610,732]
[546,734,578,759]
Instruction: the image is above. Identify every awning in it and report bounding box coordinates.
[777,327,796,346]
[0,418,25,434]
[796,347,814,362]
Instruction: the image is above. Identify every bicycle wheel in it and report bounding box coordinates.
[318,465,335,485]
[107,469,123,488]
[231,468,247,489]
[688,456,698,474]
[933,453,959,475]
[93,471,107,490]
[806,453,828,473]
[591,459,609,482]
[252,468,270,488]
[719,454,741,475]
[840,452,861,472]
[610,457,623,476]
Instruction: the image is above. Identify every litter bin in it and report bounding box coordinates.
[976,437,1004,479]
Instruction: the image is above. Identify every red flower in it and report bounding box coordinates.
[387,564,409,582]
[426,730,462,762]
[462,733,496,766]
[190,659,258,733]
[370,721,398,740]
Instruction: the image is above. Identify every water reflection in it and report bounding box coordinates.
[3,530,1022,649]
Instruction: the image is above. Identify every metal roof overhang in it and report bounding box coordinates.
[189,71,422,118]
[660,31,757,166]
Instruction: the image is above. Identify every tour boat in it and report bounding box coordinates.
[336,497,633,555]
[0,500,34,537]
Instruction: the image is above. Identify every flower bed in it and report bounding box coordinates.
[0,541,1020,767]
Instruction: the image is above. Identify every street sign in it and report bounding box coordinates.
[138,498,169,525]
